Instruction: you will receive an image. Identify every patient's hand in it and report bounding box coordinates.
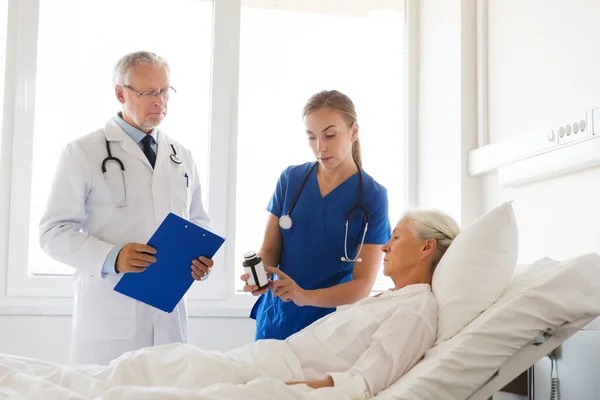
[286,376,334,389]
[265,266,310,306]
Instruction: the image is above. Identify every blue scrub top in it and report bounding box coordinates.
[250,162,391,340]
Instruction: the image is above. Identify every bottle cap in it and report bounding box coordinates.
[243,250,257,260]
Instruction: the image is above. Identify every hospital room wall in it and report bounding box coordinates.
[0,315,256,363]
[418,0,600,264]
[418,0,600,399]
[481,0,600,399]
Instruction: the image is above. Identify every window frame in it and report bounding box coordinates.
[0,0,418,315]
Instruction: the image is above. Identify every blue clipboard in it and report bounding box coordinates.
[114,213,225,313]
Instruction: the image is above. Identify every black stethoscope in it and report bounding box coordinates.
[102,138,183,207]
[279,161,370,263]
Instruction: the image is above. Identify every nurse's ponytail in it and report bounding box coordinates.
[303,90,362,168]
[351,139,362,170]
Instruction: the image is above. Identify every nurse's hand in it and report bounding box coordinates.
[240,272,273,296]
[265,266,309,307]
[191,256,214,281]
[115,243,157,273]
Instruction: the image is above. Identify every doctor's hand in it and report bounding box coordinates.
[191,256,214,281]
[115,243,157,273]
[265,266,310,307]
[240,271,273,296]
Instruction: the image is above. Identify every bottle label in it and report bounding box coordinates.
[244,259,268,288]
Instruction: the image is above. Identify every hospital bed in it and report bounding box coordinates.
[373,253,600,400]
[1,254,598,400]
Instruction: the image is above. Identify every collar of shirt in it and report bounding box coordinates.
[115,112,158,152]
[382,283,432,298]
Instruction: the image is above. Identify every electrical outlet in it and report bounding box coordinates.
[558,124,573,145]
[556,112,590,144]
[572,117,588,141]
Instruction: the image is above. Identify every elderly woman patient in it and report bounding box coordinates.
[0,210,459,399]
[285,209,459,395]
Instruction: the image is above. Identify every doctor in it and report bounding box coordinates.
[242,90,391,340]
[39,51,214,365]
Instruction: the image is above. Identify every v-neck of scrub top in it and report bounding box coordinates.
[313,166,360,204]
[316,168,360,201]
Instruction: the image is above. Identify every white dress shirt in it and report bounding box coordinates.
[286,283,437,399]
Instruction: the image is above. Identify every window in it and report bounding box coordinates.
[234,0,406,291]
[25,0,213,275]
[2,0,414,308]
[4,0,216,299]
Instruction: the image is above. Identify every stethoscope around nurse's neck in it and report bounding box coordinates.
[278,161,370,263]
[102,138,183,207]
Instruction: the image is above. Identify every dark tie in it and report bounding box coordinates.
[141,135,156,169]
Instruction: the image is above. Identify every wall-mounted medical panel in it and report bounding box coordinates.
[468,108,600,186]
[497,134,600,187]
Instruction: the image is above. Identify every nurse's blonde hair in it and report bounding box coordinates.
[113,51,170,87]
[403,209,460,272]
[302,90,362,168]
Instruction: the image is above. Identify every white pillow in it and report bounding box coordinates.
[432,201,518,344]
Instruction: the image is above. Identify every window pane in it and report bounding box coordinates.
[235,1,405,291]
[28,0,213,275]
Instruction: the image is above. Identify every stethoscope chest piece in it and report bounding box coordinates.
[169,144,183,164]
[279,215,293,230]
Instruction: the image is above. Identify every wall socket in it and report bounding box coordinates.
[571,116,587,141]
[557,112,591,145]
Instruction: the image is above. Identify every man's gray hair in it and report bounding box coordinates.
[403,209,460,272]
[112,51,170,87]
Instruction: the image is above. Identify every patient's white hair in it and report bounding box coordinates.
[403,209,460,271]
[113,51,170,87]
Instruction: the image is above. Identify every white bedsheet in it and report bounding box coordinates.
[5,254,599,400]
[0,284,437,400]
[0,340,353,400]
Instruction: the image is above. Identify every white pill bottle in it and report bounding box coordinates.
[243,250,269,290]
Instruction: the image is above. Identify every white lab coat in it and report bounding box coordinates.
[39,117,211,365]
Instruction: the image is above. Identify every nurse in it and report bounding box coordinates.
[242,90,391,340]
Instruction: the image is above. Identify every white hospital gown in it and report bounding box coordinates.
[286,283,437,399]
